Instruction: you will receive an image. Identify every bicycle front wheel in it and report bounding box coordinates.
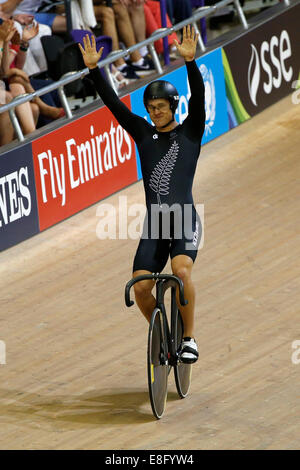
[174,310,192,398]
[147,308,168,419]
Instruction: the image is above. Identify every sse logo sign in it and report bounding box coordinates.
[248,30,293,106]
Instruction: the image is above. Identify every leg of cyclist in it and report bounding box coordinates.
[133,270,156,323]
[171,254,198,363]
[171,254,195,338]
[132,234,170,323]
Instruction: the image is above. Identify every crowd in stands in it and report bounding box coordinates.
[0,0,202,148]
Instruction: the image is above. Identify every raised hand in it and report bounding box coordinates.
[6,22,17,42]
[173,25,199,62]
[78,34,103,70]
[0,19,14,42]
[10,28,20,45]
[22,22,39,42]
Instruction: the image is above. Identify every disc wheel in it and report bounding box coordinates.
[174,309,192,398]
[147,308,168,419]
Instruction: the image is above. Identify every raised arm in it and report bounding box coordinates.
[174,26,205,139]
[0,20,17,77]
[78,35,147,142]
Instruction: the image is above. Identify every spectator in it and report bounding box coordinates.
[93,1,154,79]
[7,23,64,116]
[0,84,14,146]
[0,1,68,77]
[0,17,37,141]
[0,0,67,33]
[165,0,193,26]
[0,17,64,142]
[143,0,178,56]
[121,0,154,67]
[12,13,52,76]
[0,21,14,146]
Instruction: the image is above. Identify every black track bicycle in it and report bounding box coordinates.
[125,273,193,419]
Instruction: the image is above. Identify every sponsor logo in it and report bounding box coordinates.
[36,123,132,208]
[0,167,31,228]
[32,97,138,231]
[174,63,217,136]
[200,64,216,136]
[248,30,293,106]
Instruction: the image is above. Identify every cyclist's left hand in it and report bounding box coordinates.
[173,25,199,62]
[78,34,103,70]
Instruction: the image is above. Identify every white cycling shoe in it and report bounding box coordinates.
[179,337,199,364]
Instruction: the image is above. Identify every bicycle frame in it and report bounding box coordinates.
[125,273,188,366]
[155,279,181,367]
[125,273,191,418]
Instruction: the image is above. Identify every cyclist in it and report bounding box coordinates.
[79,25,205,363]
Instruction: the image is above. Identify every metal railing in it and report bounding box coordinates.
[0,0,290,143]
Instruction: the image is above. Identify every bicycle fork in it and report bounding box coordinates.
[155,282,180,368]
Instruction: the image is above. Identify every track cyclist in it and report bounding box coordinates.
[79,25,205,364]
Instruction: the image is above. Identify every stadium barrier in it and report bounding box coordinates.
[0,0,299,252]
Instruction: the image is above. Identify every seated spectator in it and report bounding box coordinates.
[165,0,193,26]
[0,17,37,142]
[143,0,178,56]
[126,0,147,55]
[93,1,154,79]
[0,85,14,146]
[12,12,52,76]
[0,0,68,80]
[0,0,67,33]
[120,0,156,70]
[0,17,64,142]
[0,43,14,146]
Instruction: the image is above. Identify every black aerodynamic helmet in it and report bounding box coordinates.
[143,80,179,113]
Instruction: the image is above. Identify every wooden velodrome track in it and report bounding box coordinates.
[0,95,299,450]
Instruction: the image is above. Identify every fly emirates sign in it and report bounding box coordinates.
[32,97,138,230]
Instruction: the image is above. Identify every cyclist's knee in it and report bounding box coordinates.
[172,265,191,283]
[175,267,188,282]
[134,279,154,298]
[172,255,193,283]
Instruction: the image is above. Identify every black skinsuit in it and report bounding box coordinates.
[89,59,205,273]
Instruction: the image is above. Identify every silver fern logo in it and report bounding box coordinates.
[149,141,179,207]
[248,44,260,106]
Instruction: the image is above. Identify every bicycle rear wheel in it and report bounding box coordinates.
[174,310,192,398]
[147,308,168,419]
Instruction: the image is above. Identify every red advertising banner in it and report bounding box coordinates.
[32,96,138,231]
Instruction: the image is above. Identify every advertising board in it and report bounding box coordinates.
[0,143,39,251]
[223,4,300,127]
[32,96,138,231]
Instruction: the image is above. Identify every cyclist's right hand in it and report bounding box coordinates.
[78,34,103,70]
